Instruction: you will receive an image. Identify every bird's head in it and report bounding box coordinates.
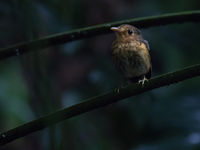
[111,24,141,42]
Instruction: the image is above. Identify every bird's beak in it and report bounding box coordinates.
[111,27,120,32]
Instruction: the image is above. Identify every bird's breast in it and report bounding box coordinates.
[112,41,151,78]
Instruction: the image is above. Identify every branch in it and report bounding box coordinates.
[0,64,200,146]
[1,10,200,60]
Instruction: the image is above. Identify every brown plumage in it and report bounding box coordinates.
[111,24,152,85]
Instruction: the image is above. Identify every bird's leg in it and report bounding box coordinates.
[138,76,148,86]
[114,88,120,93]
[114,79,129,93]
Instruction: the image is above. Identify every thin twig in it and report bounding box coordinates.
[0,64,200,146]
[0,10,200,60]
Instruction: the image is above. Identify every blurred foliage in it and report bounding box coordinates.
[0,0,200,150]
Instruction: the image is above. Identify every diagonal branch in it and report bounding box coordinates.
[1,10,200,60]
[0,64,200,146]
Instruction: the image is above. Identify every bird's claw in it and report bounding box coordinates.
[114,88,120,93]
[138,77,148,86]
[114,83,127,93]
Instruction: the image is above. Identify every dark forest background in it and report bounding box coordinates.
[1,0,200,150]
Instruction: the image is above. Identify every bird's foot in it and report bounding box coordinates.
[114,82,128,93]
[114,88,120,93]
[138,77,148,86]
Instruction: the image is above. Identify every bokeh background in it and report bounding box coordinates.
[1,0,200,150]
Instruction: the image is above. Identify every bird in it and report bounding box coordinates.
[110,24,152,86]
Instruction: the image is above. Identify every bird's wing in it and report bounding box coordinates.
[142,40,151,79]
[142,40,150,51]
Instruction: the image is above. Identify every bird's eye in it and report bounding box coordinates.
[128,30,133,35]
